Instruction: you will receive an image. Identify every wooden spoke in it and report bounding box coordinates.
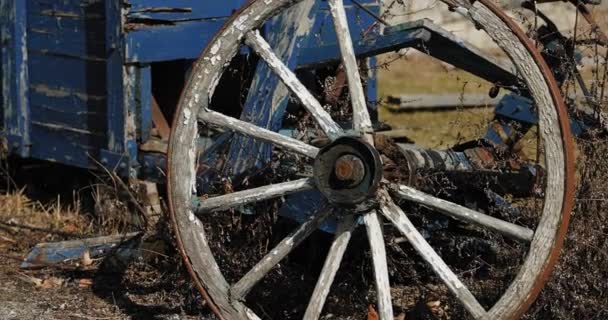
[363,211,394,320]
[195,178,315,214]
[230,205,333,300]
[303,216,357,320]
[392,184,534,242]
[327,0,373,134]
[379,198,488,320]
[198,109,319,158]
[244,30,343,140]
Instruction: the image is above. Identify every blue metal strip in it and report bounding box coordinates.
[1,0,30,157]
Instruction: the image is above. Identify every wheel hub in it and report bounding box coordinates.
[313,137,383,206]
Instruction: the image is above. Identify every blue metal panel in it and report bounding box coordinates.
[1,0,30,157]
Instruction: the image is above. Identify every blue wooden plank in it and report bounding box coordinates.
[21,232,141,269]
[297,24,428,68]
[1,0,30,157]
[31,121,105,153]
[106,0,127,155]
[28,52,107,95]
[125,18,227,63]
[124,65,152,143]
[223,1,320,176]
[304,2,380,50]
[27,0,105,19]
[27,12,106,59]
[30,104,106,134]
[125,0,247,21]
[29,84,106,114]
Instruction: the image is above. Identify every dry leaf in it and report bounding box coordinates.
[78,278,94,288]
[39,277,64,289]
[367,305,379,320]
[394,313,406,320]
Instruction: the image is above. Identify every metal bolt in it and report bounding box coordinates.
[334,154,366,185]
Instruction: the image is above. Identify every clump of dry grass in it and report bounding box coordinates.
[0,188,89,238]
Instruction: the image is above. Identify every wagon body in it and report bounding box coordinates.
[0,0,380,178]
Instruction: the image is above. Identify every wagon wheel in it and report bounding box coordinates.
[167,0,575,319]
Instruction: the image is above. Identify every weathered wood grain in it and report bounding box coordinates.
[363,211,394,320]
[198,109,319,158]
[245,30,343,140]
[303,215,357,320]
[327,0,373,135]
[392,184,534,242]
[195,178,315,214]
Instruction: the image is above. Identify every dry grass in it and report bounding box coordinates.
[0,188,89,240]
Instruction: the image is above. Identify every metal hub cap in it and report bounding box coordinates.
[313,137,383,206]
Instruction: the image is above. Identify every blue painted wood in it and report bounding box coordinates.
[29,84,106,114]
[128,66,153,143]
[224,1,321,177]
[27,0,105,19]
[297,25,428,68]
[30,104,106,134]
[1,0,30,157]
[28,52,106,95]
[105,0,127,156]
[125,0,247,21]
[21,232,141,269]
[125,18,227,63]
[27,12,106,59]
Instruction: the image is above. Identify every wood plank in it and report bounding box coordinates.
[199,109,319,158]
[194,178,316,214]
[328,0,373,135]
[385,94,503,112]
[151,96,171,141]
[363,211,394,320]
[28,52,106,95]
[125,0,247,21]
[304,216,357,320]
[124,19,227,63]
[392,184,534,242]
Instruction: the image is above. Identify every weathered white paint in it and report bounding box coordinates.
[199,109,319,158]
[392,184,535,242]
[245,30,344,140]
[303,215,357,320]
[328,0,374,136]
[195,178,315,214]
[363,211,394,320]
